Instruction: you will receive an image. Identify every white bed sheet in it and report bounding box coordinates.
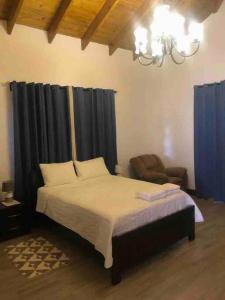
[36,175,203,268]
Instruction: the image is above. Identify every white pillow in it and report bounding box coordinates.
[40,161,78,187]
[74,157,109,180]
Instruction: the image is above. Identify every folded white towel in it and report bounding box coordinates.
[161,183,180,196]
[136,190,166,202]
[162,183,180,189]
[136,184,181,202]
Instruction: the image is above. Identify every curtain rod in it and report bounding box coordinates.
[75,87,117,93]
[195,80,225,88]
[8,81,68,91]
[5,82,117,93]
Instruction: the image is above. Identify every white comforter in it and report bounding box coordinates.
[36,175,203,268]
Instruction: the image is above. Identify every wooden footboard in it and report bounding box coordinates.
[111,205,195,285]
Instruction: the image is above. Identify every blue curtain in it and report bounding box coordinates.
[194,81,225,202]
[11,82,72,202]
[73,87,117,174]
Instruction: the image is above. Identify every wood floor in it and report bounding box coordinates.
[0,198,225,300]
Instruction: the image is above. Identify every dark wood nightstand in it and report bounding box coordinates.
[0,201,28,241]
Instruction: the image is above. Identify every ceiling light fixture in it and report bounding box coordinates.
[134,5,203,67]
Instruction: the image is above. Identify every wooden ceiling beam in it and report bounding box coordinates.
[81,0,119,50]
[48,0,73,43]
[7,0,24,34]
[212,0,223,13]
[108,0,157,56]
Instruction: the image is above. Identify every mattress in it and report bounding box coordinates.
[36,175,203,268]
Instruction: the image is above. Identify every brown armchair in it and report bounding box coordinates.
[130,154,188,190]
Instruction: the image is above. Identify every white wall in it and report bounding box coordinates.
[0,3,224,188]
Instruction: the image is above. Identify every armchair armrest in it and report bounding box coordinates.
[142,171,168,183]
[165,167,187,178]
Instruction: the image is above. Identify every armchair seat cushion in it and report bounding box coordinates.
[165,167,187,178]
[168,176,183,185]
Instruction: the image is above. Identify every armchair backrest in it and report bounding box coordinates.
[130,154,165,178]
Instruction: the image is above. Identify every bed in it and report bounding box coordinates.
[32,172,203,284]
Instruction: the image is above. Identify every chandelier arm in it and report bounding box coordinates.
[169,39,173,55]
[165,38,170,56]
[173,41,200,58]
[140,53,155,61]
[170,50,185,65]
[138,56,155,66]
[157,54,165,67]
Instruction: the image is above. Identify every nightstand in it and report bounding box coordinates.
[0,202,28,241]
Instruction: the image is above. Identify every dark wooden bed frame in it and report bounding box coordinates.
[30,169,195,285]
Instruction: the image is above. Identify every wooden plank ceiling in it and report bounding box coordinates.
[0,0,223,56]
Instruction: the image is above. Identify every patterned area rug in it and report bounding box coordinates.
[5,237,70,279]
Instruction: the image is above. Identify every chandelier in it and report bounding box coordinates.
[134,5,203,66]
